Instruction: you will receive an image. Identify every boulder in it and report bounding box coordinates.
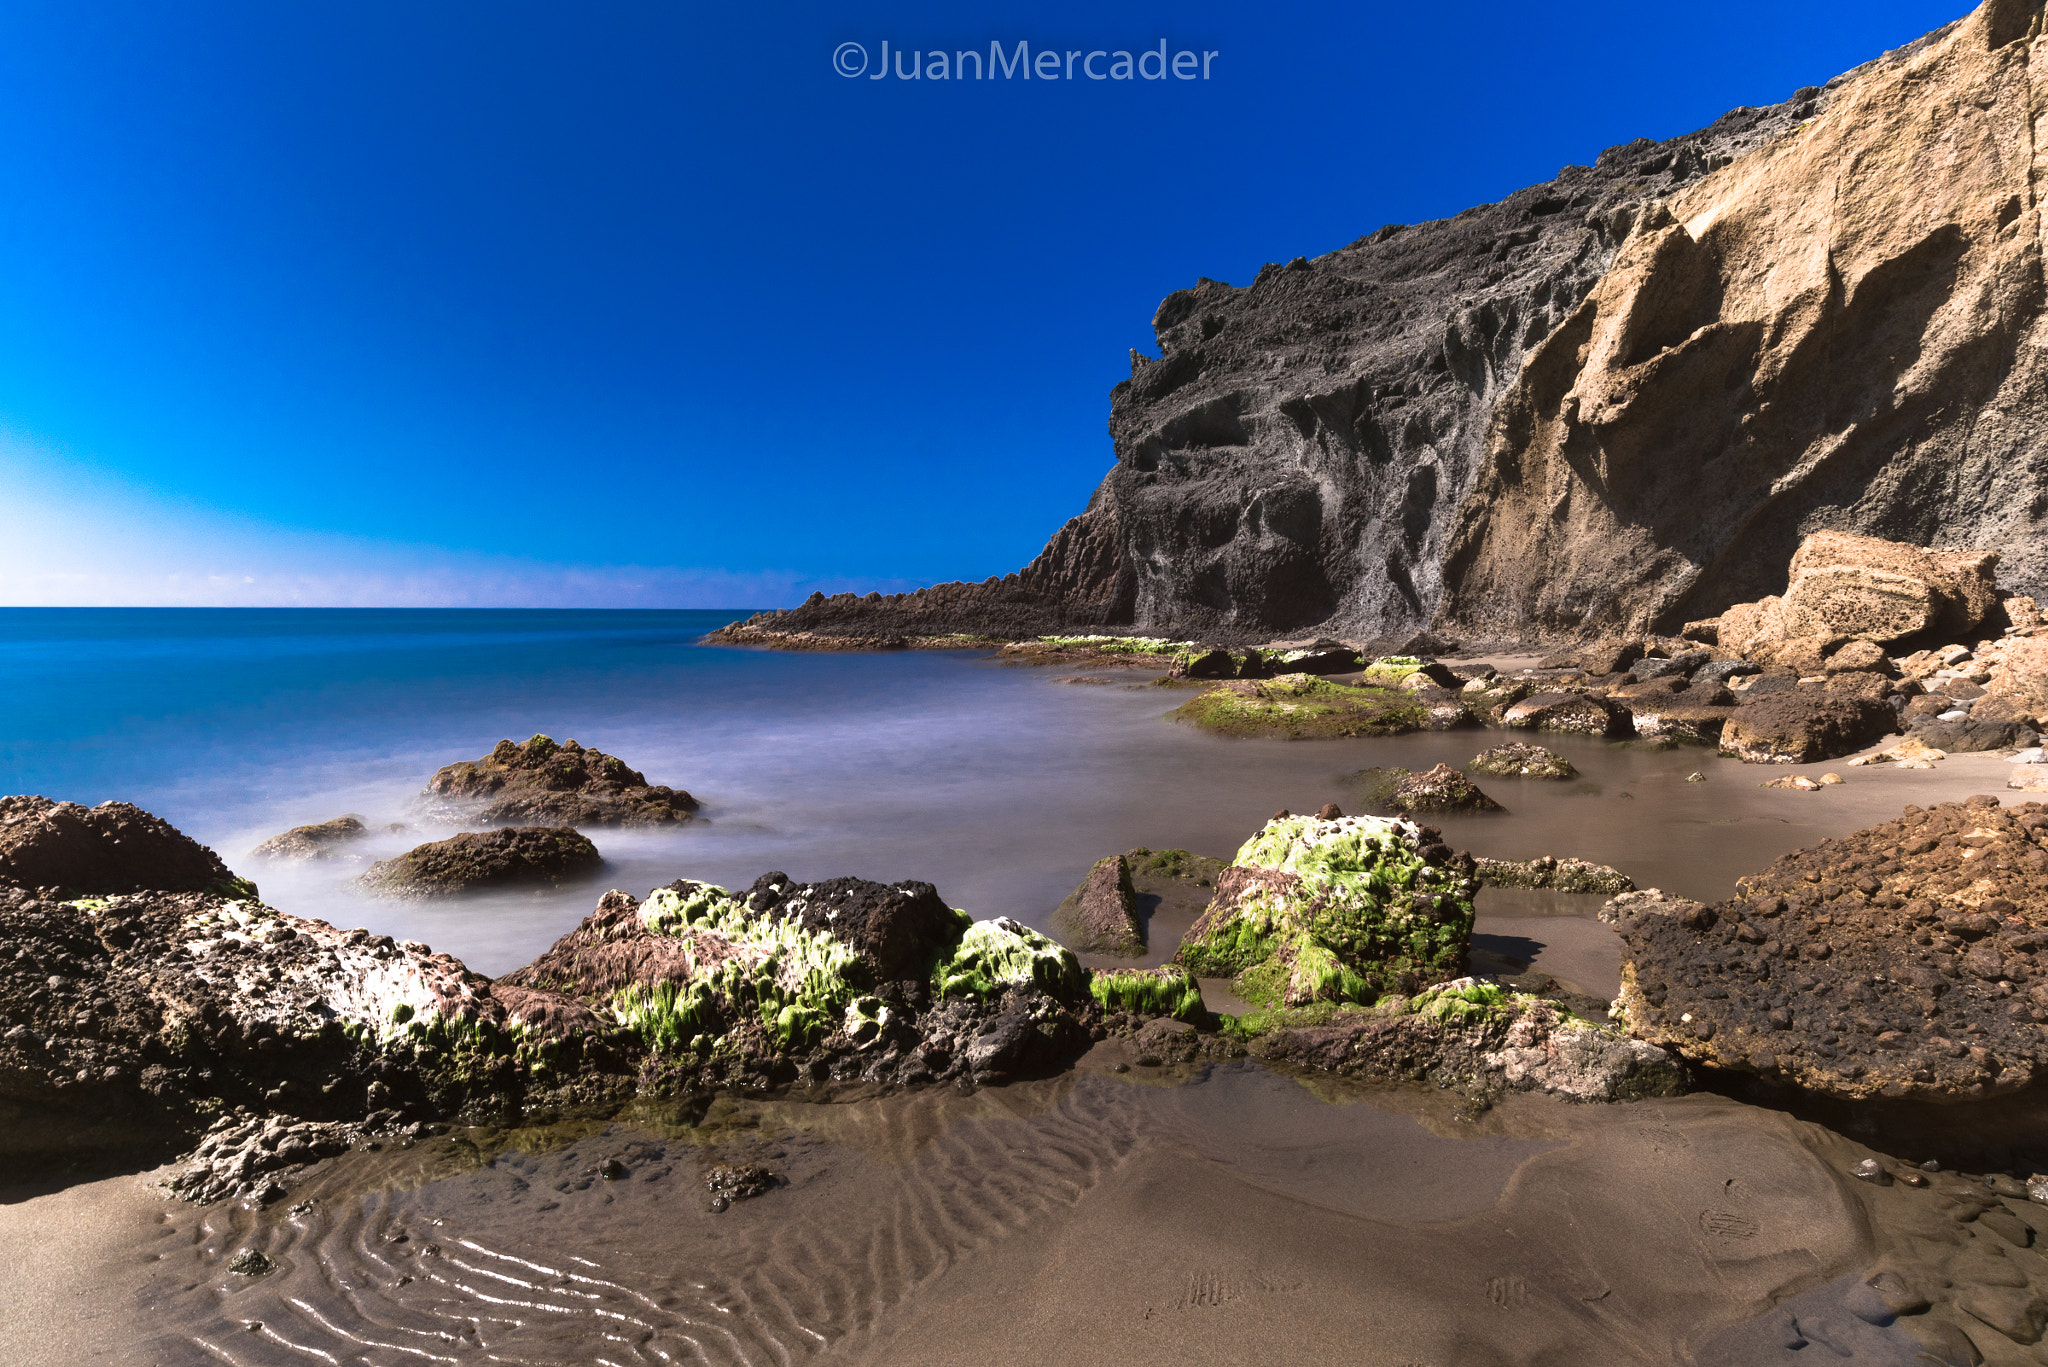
[1781,531,1998,644]
[1612,797,2048,1101]
[424,735,699,827]
[1824,639,1894,675]
[1176,814,1475,1009]
[359,827,604,898]
[1173,648,1239,680]
[1987,638,2048,715]
[0,796,252,898]
[1387,764,1503,814]
[1717,599,1795,659]
[1694,659,1761,686]
[1911,717,2039,754]
[1467,742,1576,780]
[1051,855,1145,956]
[251,816,369,861]
[1719,691,1897,764]
[1473,855,1634,895]
[1629,650,1711,682]
[1500,691,1631,737]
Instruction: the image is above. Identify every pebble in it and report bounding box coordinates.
[1987,1174,2030,1199]
[1920,1160,1942,1172]
[1853,1159,1890,1184]
[227,1249,275,1277]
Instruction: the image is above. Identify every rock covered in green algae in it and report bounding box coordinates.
[1089,963,1207,1023]
[1166,673,1427,740]
[1176,814,1476,1009]
[1468,742,1578,780]
[1051,854,1145,956]
[424,734,700,827]
[358,826,604,898]
[502,874,1094,1091]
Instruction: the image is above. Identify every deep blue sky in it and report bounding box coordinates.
[0,0,1974,605]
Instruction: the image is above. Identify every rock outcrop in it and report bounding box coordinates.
[1468,742,1577,780]
[359,827,605,898]
[251,816,369,861]
[424,735,699,827]
[717,1,2048,650]
[1051,855,1146,956]
[1386,764,1503,814]
[1614,796,2048,1100]
[0,796,253,898]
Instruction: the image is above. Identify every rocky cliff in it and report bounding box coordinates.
[727,0,2047,647]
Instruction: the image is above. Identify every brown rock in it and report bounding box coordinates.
[1500,692,1631,737]
[1782,531,1998,644]
[0,796,248,897]
[1720,690,1897,764]
[1824,638,1893,674]
[359,827,604,898]
[424,735,699,828]
[2007,596,2045,632]
[1825,670,1898,704]
[1973,693,2039,726]
[1467,742,1576,780]
[1574,639,1647,677]
[250,816,368,861]
[1614,798,2048,1101]
[1387,764,1503,814]
[1053,855,1145,956]
[1755,634,1841,674]
[1717,598,1794,659]
[1987,637,2048,714]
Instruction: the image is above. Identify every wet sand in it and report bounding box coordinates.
[36,1059,2041,1366]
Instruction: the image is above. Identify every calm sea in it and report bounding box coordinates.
[0,607,1920,978]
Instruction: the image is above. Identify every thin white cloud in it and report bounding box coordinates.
[0,438,920,607]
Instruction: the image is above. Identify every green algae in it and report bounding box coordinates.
[1176,815,1473,1011]
[1037,634,1198,657]
[1357,655,1426,685]
[932,917,1087,1001]
[1089,965,1207,1022]
[1166,674,1425,740]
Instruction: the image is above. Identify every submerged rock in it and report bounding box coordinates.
[1386,764,1503,814]
[424,735,699,827]
[1051,854,1145,956]
[0,795,254,899]
[359,827,604,898]
[251,816,369,861]
[1468,742,1577,780]
[1166,674,1428,739]
[1473,855,1634,896]
[1614,797,2048,1101]
[1176,814,1475,1009]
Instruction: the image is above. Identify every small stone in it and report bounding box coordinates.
[1920,1159,1941,1172]
[1901,1171,1928,1187]
[709,1195,730,1213]
[1686,772,1705,783]
[1819,773,1844,785]
[227,1249,275,1277]
[598,1157,627,1181]
[1852,1159,1890,1184]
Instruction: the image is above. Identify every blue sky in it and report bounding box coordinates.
[0,0,1973,606]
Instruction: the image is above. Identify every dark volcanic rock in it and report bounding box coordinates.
[740,873,972,982]
[251,816,369,861]
[0,795,251,897]
[425,735,699,827]
[1913,716,2039,753]
[1719,690,1898,764]
[1388,764,1504,814]
[1615,797,2048,1101]
[1051,855,1145,956]
[359,827,604,898]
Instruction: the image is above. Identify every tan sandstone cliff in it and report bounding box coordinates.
[1439,0,2048,637]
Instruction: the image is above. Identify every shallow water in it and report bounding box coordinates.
[1,608,2023,975]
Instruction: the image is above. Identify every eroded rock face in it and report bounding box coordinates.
[1051,855,1145,956]
[1176,815,1476,1008]
[425,735,699,827]
[360,827,604,898]
[1614,796,2048,1101]
[1442,2,2048,637]
[0,796,251,898]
